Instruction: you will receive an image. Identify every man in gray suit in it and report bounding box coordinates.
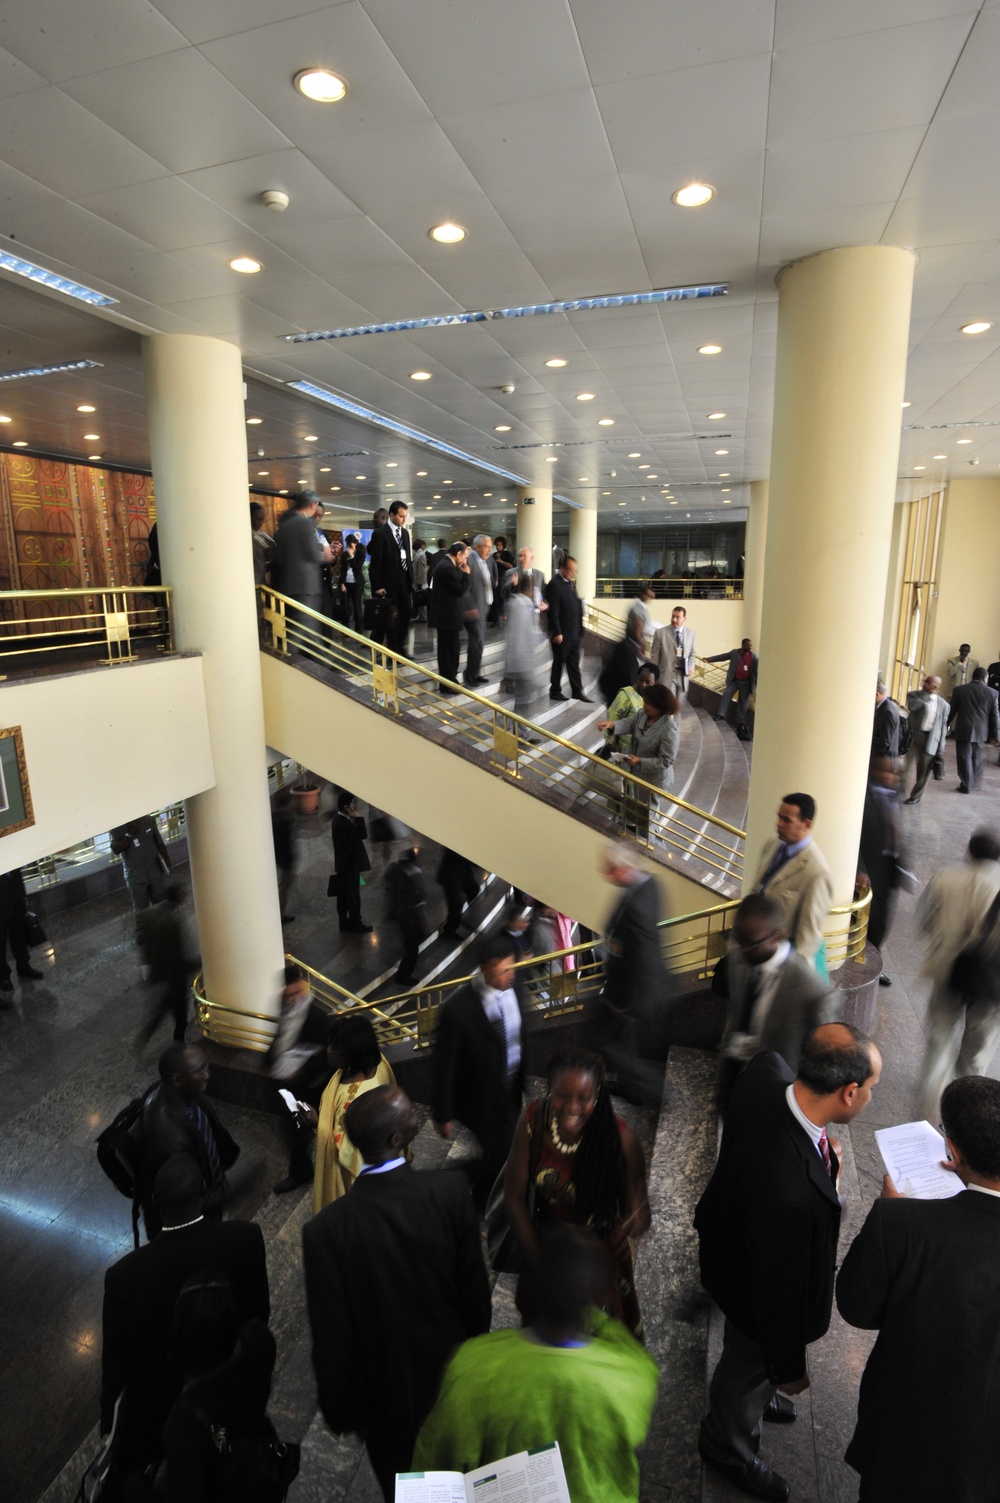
[903,674,949,804]
[464,534,495,687]
[947,666,1000,793]
[716,893,841,1112]
[501,545,546,609]
[650,605,696,698]
[271,489,332,654]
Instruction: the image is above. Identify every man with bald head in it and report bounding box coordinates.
[302,1086,491,1500]
[696,1024,882,1501]
[904,673,950,804]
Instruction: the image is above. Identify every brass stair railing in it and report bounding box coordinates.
[259,586,746,884]
[0,585,173,665]
[596,576,744,600]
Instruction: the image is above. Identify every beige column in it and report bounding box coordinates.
[143,333,284,1037]
[742,480,768,645]
[516,485,553,581]
[745,246,915,904]
[569,504,598,599]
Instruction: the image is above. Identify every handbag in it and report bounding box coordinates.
[484,1102,544,1275]
[24,910,46,947]
[948,889,1000,1001]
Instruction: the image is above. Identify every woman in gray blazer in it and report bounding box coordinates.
[599,682,680,842]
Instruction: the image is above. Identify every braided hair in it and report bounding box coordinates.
[545,1047,626,1227]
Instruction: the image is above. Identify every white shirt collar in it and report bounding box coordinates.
[359,1157,406,1176]
[968,1183,1000,1199]
[161,1215,205,1232]
[785,1082,825,1151]
[756,938,792,978]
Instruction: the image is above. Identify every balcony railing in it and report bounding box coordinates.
[193,890,871,1053]
[0,586,173,667]
[259,587,746,884]
[597,576,743,600]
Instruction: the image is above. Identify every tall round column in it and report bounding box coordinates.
[745,247,915,902]
[515,485,553,581]
[569,504,598,598]
[742,480,768,645]
[143,333,284,1037]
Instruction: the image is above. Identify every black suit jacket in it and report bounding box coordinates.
[431,978,527,1142]
[871,697,901,757]
[138,1088,240,1237]
[948,680,1000,744]
[431,555,472,632]
[603,875,667,1017]
[367,520,413,598]
[331,812,370,876]
[694,1052,842,1383]
[544,572,583,642]
[302,1165,491,1466]
[858,786,902,884]
[101,1218,269,1455]
[837,1189,1000,1500]
[599,635,646,705]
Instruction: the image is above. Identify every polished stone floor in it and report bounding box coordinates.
[5,733,999,1502]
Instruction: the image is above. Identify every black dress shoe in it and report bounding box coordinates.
[958,784,970,794]
[394,973,418,987]
[439,685,459,695]
[274,1174,311,1195]
[763,1393,797,1424]
[549,691,567,701]
[879,973,892,987]
[17,966,43,979]
[698,1448,789,1501]
[471,675,489,685]
[573,693,593,702]
[903,795,921,805]
[350,922,374,934]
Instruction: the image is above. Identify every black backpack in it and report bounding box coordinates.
[96,1084,156,1248]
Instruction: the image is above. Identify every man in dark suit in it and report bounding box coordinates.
[871,676,901,758]
[947,665,1000,792]
[837,1074,1000,1503]
[716,893,841,1113]
[590,842,668,1105]
[367,498,413,652]
[430,541,472,691]
[101,1154,269,1479]
[707,638,758,733]
[303,1085,491,1500]
[0,866,42,998]
[545,553,589,702]
[695,1024,881,1502]
[858,754,915,988]
[431,936,528,1205]
[138,1043,241,1239]
[331,791,372,934]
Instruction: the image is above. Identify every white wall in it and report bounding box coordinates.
[0,655,215,872]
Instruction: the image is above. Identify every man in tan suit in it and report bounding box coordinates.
[751,793,833,969]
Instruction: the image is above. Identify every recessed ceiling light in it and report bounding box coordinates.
[576,392,595,401]
[319,466,331,473]
[603,491,610,496]
[499,497,507,503]
[356,473,366,479]
[723,497,732,504]
[707,411,726,420]
[330,486,340,492]
[452,498,461,504]
[913,465,926,471]
[247,417,262,425]
[77,403,96,413]
[484,492,492,497]
[385,482,394,487]
[961,321,992,334]
[647,474,658,479]
[618,501,626,507]
[598,417,614,426]
[545,455,558,463]
[229,257,262,274]
[495,424,511,432]
[578,476,589,482]
[385,461,398,468]
[430,222,465,244]
[84,433,99,441]
[715,449,729,455]
[698,344,722,355]
[294,68,348,103]
[719,471,730,477]
[88,454,101,461]
[672,182,715,207]
[957,438,973,445]
[669,499,678,505]
[901,401,911,408]
[545,357,567,368]
[258,470,269,476]
[443,479,452,484]
[279,488,288,494]
[410,370,432,381]
[933,454,946,459]
[721,487,731,492]
[416,470,428,476]
[304,434,318,441]
[0,415,10,423]
[628,452,641,459]
[638,464,650,470]
[433,494,441,499]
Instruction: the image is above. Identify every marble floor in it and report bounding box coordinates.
[4,735,999,1502]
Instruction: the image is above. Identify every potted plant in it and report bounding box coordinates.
[290,769,322,814]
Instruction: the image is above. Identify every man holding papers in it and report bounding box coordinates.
[695,1024,881,1501]
[837,1076,1000,1502]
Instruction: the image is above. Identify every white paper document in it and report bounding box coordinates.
[875,1120,964,1200]
[396,1443,570,1503]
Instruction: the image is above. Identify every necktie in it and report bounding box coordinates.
[759,843,791,890]
[676,629,684,651]
[492,1007,510,1080]
[818,1128,833,1175]
[188,1102,223,1186]
[736,967,761,1035]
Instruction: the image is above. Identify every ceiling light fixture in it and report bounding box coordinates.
[647,473,657,479]
[83,433,99,441]
[901,401,911,408]
[258,470,269,475]
[545,358,567,368]
[578,476,589,482]
[495,425,511,433]
[433,494,441,499]
[576,392,595,401]
[229,257,262,274]
[385,461,397,468]
[88,453,101,461]
[961,321,992,334]
[545,456,558,463]
[672,182,715,207]
[913,465,926,471]
[356,473,366,479]
[429,222,466,244]
[638,464,650,470]
[279,489,288,494]
[416,470,428,476]
[410,370,432,381]
[933,454,946,459]
[247,417,262,425]
[628,452,641,458]
[443,479,452,484]
[283,282,730,343]
[0,248,118,307]
[715,449,729,455]
[319,466,331,472]
[0,358,104,383]
[304,434,318,441]
[331,486,340,492]
[719,471,730,477]
[12,440,27,447]
[698,344,722,355]
[294,68,348,103]
[721,487,731,492]
[957,438,973,444]
[77,404,96,413]
[707,411,726,419]
[598,417,614,426]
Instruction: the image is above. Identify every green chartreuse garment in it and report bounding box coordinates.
[412,1312,659,1503]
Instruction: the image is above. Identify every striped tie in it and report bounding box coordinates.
[818,1128,833,1176]
[188,1102,223,1186]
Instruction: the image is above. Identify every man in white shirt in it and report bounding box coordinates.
[904,674,949,804]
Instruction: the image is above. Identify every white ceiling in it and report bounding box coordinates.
[0,0,997,527]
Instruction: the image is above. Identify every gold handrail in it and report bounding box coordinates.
[690,655,731,692]
[596,576,744,599]
[193,890,872,1052]
[259,586,746,881]
[0,585,173,666]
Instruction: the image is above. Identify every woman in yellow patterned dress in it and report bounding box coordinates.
[311,1013,397,1213]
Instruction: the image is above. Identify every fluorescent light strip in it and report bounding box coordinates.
[283,283,729,343]
[287,380,532,487]
[0,249,118,307]
[0,358,104,383]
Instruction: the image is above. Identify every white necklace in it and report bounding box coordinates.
[548,1109,580,1155]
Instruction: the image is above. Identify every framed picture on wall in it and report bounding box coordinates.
[0,727,34,837]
